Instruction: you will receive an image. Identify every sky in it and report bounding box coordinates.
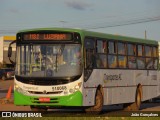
[0,0,160,41]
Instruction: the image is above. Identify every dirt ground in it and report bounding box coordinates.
[0,104,30,111]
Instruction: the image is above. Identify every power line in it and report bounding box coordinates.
[1,15,160,35]
[83,16,160,29]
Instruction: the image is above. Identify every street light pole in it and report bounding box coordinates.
[145,30,147,39]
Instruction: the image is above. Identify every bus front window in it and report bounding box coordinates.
[15,44,82,78]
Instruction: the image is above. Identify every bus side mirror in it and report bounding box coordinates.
[8,46,12,57]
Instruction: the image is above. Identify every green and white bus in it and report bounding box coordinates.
[8,28,159,112]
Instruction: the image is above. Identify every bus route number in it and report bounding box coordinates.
[52,86,67,91]
[29,34,39,40]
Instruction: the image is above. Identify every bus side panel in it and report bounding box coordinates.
[83,69,137,106]
[103,87,136,105]
[83,69,159,106]
[142,86,158,101]
[137,70,159,101]
[82,88,96,106]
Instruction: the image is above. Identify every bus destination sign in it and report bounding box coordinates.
[23,33,72,41]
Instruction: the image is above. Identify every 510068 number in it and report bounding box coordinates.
[52,86,67,91]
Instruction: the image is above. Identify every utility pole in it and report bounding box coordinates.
[145,30,147,39]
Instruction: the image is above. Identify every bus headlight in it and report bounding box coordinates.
[74,85,80,91]
[14,83,29,95]
[15,84,19,89]
[68,82,82,94]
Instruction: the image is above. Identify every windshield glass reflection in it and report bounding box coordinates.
[15,44,82,78]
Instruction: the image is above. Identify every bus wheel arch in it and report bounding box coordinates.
[85,85,104,113]
[97,85,104,96]
[137,84,143,101]
[124,84,142,111]
[136,84,143,110]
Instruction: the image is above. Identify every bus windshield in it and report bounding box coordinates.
[15,44,82,78]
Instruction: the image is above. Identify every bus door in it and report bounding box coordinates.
[84,38,95,81]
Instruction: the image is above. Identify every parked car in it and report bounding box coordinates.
[0,68,15,80]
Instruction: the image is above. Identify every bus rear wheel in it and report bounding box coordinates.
[124,87,142,111]
[85,89,103,113]
[30,106,48,111]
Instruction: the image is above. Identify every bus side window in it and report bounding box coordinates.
[137,57,145,69]
[153,46,158,57]
[108,55,117,68]
[128,44,137,69]
[96,40,107,68]
[152,46,158,69]
[146,58,153,69]
[145,46,152,57]
[145,46,153,69]
[118,42,126,55]
[108,41,117,68]
[128,56,137,69]
[153,58,158,69]
[118,42,127,68]
[137,45,143,56]
[96,40,107,53]
[128,44,136,56]
[108,41,117,54]
[137,45,145,69]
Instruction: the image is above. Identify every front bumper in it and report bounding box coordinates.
[14,90,83,106]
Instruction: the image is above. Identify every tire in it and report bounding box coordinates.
[30,106,48,111]
[124,87,142,111]
[85,89,103,113]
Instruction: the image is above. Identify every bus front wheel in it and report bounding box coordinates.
[85,89,103,113]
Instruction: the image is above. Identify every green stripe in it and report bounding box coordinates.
[14,90,83,106]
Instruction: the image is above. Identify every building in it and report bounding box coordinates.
[159,42,160,63]
[0,36,16,67]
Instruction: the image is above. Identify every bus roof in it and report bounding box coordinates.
[18,28,158,45]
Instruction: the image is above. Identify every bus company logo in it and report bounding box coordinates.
[136,73,142,78]
[103,74,122,83]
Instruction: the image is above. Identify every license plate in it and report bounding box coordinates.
[39,97,50,102]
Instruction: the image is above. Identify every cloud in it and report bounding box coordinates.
[65,0,93,10]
